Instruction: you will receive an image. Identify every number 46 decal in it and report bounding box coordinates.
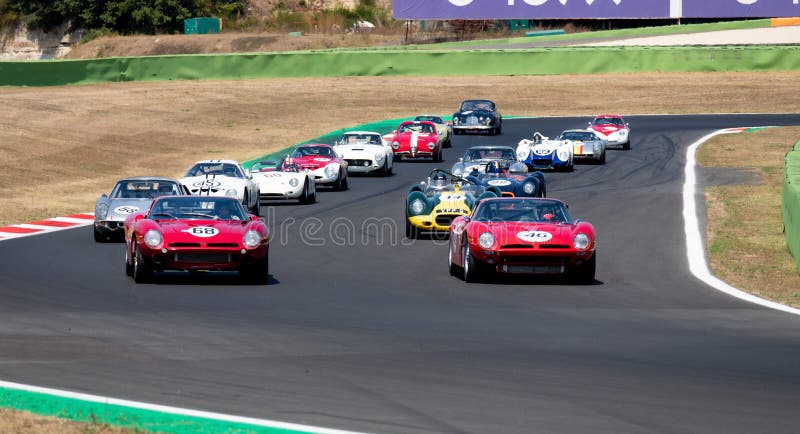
[183,226,219,237]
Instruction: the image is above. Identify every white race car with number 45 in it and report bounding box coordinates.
[181,160,261,215]
[334,131,394,176]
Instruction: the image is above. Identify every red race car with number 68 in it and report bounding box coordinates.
[124,196,270,284]
[448,197,596,283]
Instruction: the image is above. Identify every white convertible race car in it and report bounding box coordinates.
[248,159,316,204]
[517,132,574,172]
[181,159,261,215]
[333,131,394,176]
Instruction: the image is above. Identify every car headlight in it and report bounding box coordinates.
[324,164,338,178]
[453,118,460,125]
[144,229,163,248]
[427,142,435,150]
[289,178,299,187]
[243,230,261,248]
[410,199,425,215]
[618,130,628,137]
[452,167,463,177]
[392,141,400,149]
[523,182,535,194]
[557,148,570,161]
[484,117,492,125]
[573,233,591,250]
[478,232,496,249]
[95,202,109,219]
[517,149,529,160]
[225,188,238,198]
[375,152,384,163]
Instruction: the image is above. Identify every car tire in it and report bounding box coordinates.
[572,253,596,284]
[448,241,459,277]
[241,256,269,284]
[433,148,442,162]
[599,151,606,165]
[405,218,418,240]
[381,160,390,177]
[623,139,631,150]
[93,226,106,243]
[386,161,393,176]
[341,172,349,190]
[497,122,503,135]
[132,245,152,283]
[125,244,133,277]
[299,180,310,204]
[462,242,481,283]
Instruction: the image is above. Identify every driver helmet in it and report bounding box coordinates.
[217,202,235,219]
[429,172,450,189]
[158,184,174,194]
[485,160,502,174]
[509,162,528,174]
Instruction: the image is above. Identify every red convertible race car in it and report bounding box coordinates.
[387,120,443,162]
[124,196,270,283]
[448,197,596,283]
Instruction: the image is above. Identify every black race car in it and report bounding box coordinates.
[452,99,502,136]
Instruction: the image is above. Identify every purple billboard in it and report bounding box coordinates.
[392,0,800,19]
[683,1,800,18]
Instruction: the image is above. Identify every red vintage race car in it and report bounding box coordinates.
[588,114,631,150]
[124,196,270,283]
[448,197,596,283]
[387,120,443,162]
[288,143,349,190]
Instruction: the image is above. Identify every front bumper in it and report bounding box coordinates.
[408,213,465,232]
[310,167,339,185]
[345,159,383,173]
[142,245,268,272]
[95,220,126,233]
[394,151,434,159]
[473,247,594,274]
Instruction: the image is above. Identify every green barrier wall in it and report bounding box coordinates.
[2,45,799,86]
[783,140,800,270]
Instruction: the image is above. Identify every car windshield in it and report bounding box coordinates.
[593,117,623,126]
[292,146,335,158]
[185,163,243,178]
[398,122,434,134]
[464,148,516,162]
[460,100,495,111]
[149,197,247,221]
[341,134,382,145]
[472,199,571,223]
[111,180,181,199]
[414,116,443,124]
[559,132,596,141]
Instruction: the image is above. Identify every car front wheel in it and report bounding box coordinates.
[132,245,152,283]
[462,243,481,283]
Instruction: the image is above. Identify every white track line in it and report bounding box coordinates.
[684,129,800,316]
[0,379,371,434]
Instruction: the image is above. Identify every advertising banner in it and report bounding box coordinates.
[393,0,671,19]
[393,0,800,19]
[683,1,800,18]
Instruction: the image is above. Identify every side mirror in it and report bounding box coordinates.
[250,214,260,221]
[459,157,463,163]
[464,216,471,223]
[101,193,108,198]
[134,214,144,222]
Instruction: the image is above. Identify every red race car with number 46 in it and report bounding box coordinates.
[448,197,596,283]
[124,196,270,284]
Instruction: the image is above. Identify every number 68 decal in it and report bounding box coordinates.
[183,226,219,237]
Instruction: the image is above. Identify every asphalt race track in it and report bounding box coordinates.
[1,114,799,434]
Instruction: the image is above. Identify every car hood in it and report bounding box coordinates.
[480,222,575,246]
[291,155,337,170]
[335,144,383,155]
[105,198,153,218]
[157,220,249,243]
[591,124,625,135]
[456,109,495,116]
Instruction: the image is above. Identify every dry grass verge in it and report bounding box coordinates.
[0,408,139,433]
[698,126,800,307]
[1,72,798,227]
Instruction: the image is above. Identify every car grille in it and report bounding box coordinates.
[501,244,533,249]
[435,215,459,227]
[345,159,372,167]
[539,244,571,249]
[206,243,239,248]
[532,159,553,166]
[502,256,565,265]
[261,193,289,198]
[174,252,239,263]
[169,242,202,247]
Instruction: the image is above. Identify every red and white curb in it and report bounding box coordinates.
[0,213,94,241]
